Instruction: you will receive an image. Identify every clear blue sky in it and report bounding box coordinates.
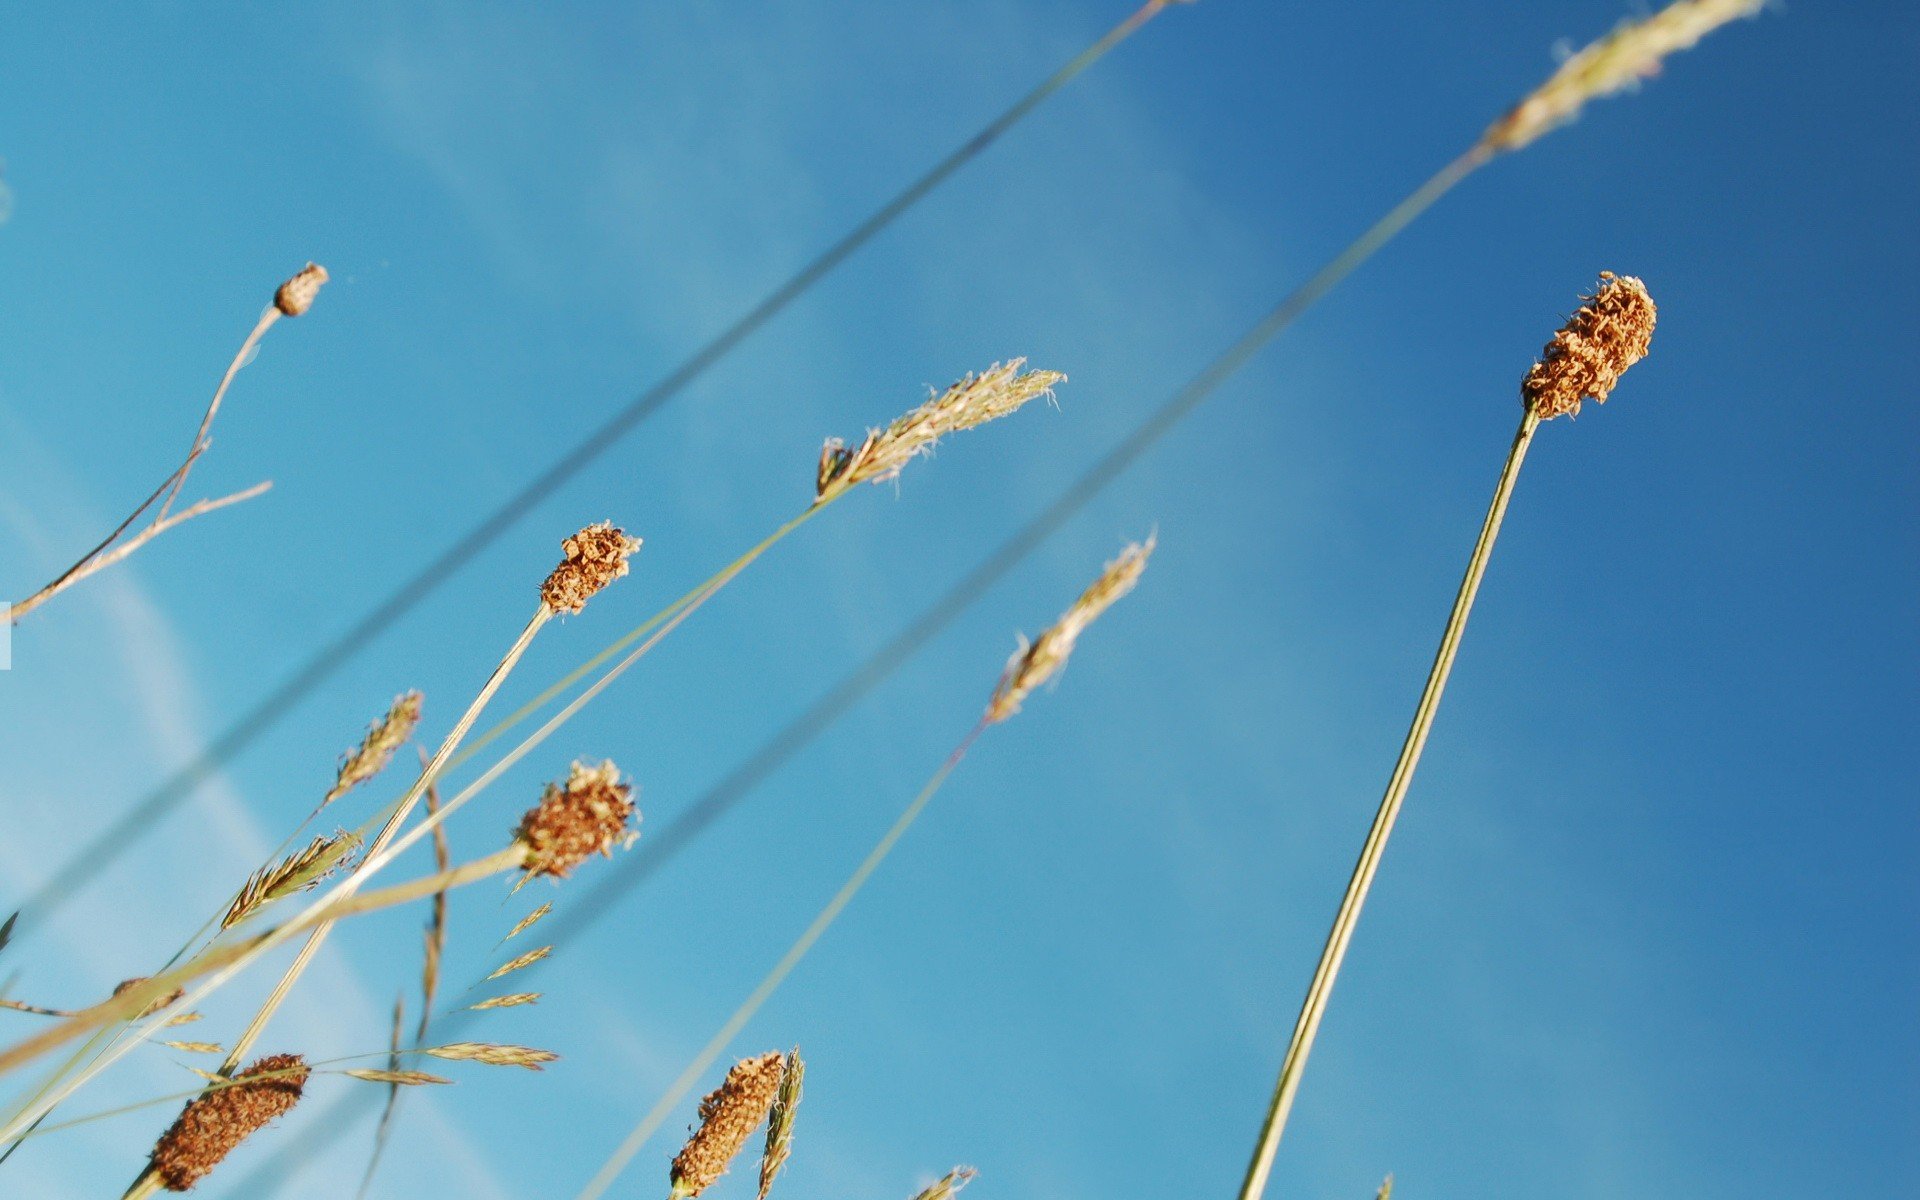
[2,2,1915,1198]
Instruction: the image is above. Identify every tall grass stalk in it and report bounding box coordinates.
[1234,271,1656,1198]
[1233,410,1538,1200]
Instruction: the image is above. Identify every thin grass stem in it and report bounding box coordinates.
[1234,410,1539,1200]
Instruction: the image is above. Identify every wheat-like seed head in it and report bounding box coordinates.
[757,1048,805,1200]
[909,1167,978,1200]
[325,692,423,805]
[670,1051,785,1198]
[1482,0,1763,153]
[987,536,1154,724]
[419,1042,558,1070]
[513,760,639,878]
[1521,273,1657,420]
[147,1053,309,1191]
[815,360,1065,503]
[541,522,642,614]
[273,263,329,317]
[222,830,362,929]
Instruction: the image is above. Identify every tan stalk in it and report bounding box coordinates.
[1234,273,1654,1199]
[8,263,327,624]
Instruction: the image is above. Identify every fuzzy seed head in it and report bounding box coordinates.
[514,760,638,878]
[1482,0,1763,153]
[815,360,1065,503]
[1521,273,1656,420]
[910,1167,979,1200]
[987,537,1153,724]
[148,1053,309,1191]
[540,521,641,614]
[671,1051,785,1198]
[325,691,423,804]
[273,263,329,317]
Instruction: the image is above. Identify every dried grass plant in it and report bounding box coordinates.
[1232,274,1658,1200]
[6,264,326,624]
[0,2,1767,1194]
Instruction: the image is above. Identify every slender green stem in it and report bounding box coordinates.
[1235,409,1540,1200]
[574,720,987,1200]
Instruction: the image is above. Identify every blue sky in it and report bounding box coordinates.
[2,2,1916,1197]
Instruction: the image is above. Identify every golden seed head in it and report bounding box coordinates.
[815,359,1065,503]
[909,1167,979,1200]
[987,536,1154,724]
[273,262,329,317]
[326,691,423,804]
[1521,272,1656,420]
[670,1051,786,1198]
[1482,0,1763,153]
[222,830,362,930]
[540,521,642,614]
[112,977,187,1018]
[514,760,638,878]
[757,1048,805,1200]
[148,1053,309,1191]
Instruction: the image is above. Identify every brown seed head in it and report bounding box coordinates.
[540,521,642,614]
[987,536,1154,724]
[909,1167,979,1200]
[148,1053,309,1191]
[273,263,329,317]
[514,760,638,878]
[325,691,423,804]
[815,360,1065,503]
[1521,273,1656,420]
[670,1051,785,1198]
[113,977,186,1019]
[1481,0,1763,153]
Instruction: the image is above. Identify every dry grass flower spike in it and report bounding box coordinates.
[273,263,329,317]
[670,1051,785,1198]
[987,536,1154,723]
[324,692,423,807]
[542,522,643,614]
[144,1053,308,1192]
[910,1167,978,1200]
[1521,272,1657,420]
[757,1049,804,1200]
[815,360,1065,503]
[514,760,639,878]
[1481,0,1765,153]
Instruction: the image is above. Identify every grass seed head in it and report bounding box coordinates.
[987,536,1154,724]
[1521,273,1656,420]
[757,1048,805,1200]
[671,1051,786,1198]
[326,692,423,804]
[541,521,642,614]
[273,263,329,317]
[223,830,361,930]
[1482,0,1764,153]
[514,760,638,878]
[815,360,1065,503]
[910,1167,978,1200]
[148,1053,309,1191]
